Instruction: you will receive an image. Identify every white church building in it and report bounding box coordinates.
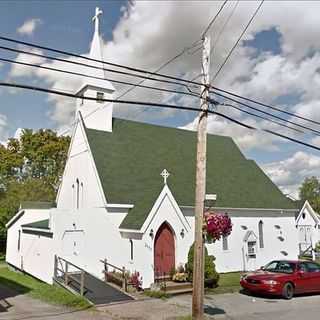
[5,8,320,289]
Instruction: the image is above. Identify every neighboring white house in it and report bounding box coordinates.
[5,8,320,289]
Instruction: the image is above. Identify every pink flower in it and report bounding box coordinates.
[203,212,232,242]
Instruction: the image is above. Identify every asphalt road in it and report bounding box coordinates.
[1,280,320,320]
[203,292,320,320]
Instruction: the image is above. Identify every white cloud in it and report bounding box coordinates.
[9,47,47,78]
[17,18,42,36]
[7,1,320,141]
[263,151,320,198]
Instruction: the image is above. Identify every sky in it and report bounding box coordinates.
[1,0,320,198]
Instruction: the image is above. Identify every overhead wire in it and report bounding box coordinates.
[1,81,320,152]
[210,86,320,126]
[0,44,201,90]
[212,0,264,82]
[114,40,202,125]
[0,35,203,87]
[201,0,228,39]
[0,56,199,98]
[209,99,304,134]
[120,0,230,123]
[211,0,240,53]
[210,91,320,136]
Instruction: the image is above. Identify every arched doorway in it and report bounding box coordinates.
[154,222,175,278]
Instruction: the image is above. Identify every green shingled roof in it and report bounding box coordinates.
[85,118,296,230]
[22,219,50,230]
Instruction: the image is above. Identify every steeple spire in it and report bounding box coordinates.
[74,7,115,132]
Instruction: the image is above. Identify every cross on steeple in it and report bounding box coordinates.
[92,7,103,33]
[160,169,170,185]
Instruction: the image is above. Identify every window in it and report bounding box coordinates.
[258,221,264,249]
[305,262,320,272]
[130,239,133,260]
[97,92,104,103]
[76,178,80,209]
[247,241,257,258]
[80,182,84,208]
[222,236,228,251]
[18,230,21,251]
[263,260,296,274]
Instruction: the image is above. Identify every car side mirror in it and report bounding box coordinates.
[260,266,264,270]
[297,270,305,277]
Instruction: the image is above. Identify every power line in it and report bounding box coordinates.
[202,0,228,39]
[0,35,203,87]
[0,81,202,113]
[0,56,199,99]
[210,91,320,136]
[212,0,264,81]
[211,99,304,134]
[211,0,239,53]
[1,81,320,152]
[210,86,320,127]
[113,41,202,126]
[213,110,320,152]
[0,45,199,91]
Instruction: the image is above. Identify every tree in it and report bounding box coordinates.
[299,176,320,213]
[0,129,70,238]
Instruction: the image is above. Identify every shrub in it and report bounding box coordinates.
[185,243,219,288]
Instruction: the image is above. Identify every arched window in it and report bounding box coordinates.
[18,230,21,251]
[130,239,133,260]
[258,220,264,248]
[222,236,228,251]
[80,182,84,208]
[72,184,75,209]
[76,178,80,209]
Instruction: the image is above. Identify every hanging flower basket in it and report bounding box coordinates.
[203,211,232,243]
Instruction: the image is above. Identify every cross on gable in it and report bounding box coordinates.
[160,169,170,185]
[92,7,103,32]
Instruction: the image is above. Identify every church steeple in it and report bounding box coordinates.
[75,7,115,132]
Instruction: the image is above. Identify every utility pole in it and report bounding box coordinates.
[192,35,210,320]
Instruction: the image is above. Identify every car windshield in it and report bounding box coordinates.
[263,261,296,274]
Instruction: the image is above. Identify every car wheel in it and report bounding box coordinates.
[282,282,294,300]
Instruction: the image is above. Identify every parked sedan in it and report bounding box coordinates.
[240,260,320,299]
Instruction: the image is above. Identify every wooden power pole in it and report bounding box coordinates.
[192,35,210,320]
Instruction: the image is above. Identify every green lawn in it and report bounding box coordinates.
[206,272,242,295]
[0,266,91,309]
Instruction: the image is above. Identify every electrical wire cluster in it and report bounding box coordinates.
[0,1,319,153]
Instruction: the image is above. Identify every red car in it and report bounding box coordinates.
[240,260,320,299]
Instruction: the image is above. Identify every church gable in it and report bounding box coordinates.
[85,118,296,230]
[56,115,106,209]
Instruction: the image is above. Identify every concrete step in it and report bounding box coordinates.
[164,281,193,293]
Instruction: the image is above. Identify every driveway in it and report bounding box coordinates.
[0,283,111,320]
[1,282,320,320]
[102,291,320,320]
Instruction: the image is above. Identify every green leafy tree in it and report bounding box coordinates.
[0,129,70,239]
[299,176,320,213]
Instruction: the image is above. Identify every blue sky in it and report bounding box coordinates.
[1,1,320,197]
[0,0,126,133]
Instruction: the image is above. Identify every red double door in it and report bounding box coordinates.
[154,223,175,277]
